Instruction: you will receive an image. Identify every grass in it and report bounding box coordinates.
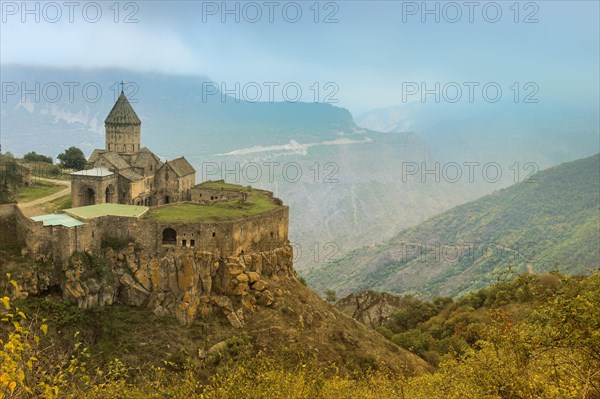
[43,193,72,213]
[15,181,64,202]
[145,190,280,222]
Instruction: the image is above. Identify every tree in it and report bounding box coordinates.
[57,146,86,170]
[325,289,337,303]
[48,164,61,177]
[23,151,53,164]
[0,154,23,203]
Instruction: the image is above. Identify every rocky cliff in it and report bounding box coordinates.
[3,241,432,374]
[9,243,295,326]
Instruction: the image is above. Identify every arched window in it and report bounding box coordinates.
[105,185,115,203]
[162,228,177,245]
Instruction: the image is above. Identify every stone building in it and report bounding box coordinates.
[2,88,292,326]
[70,91,195,207]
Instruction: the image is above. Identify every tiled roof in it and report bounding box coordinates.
[101,152,131,170]
[132,149,160,169]
[164,157,195,177]
[139,147,161,162]
[104,91,141,125]
[88,149,104,164]
[119,168,144,181]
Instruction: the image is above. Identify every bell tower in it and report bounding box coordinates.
[105,88,141,153]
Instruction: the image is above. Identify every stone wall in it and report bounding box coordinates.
[178,174,195,201]
[5,200,287,269]
[230,207,289,255]
[115,175,151,205]
[153,165,195,206]
[190,188,245,204]
[106,124,141,153]
[93,205,288,258]
[1,204,95,264]
[71,174,118,208]
[153,165,179,205]
[13,205,48,255]
[42,225,93,263]
[128,178,147,203]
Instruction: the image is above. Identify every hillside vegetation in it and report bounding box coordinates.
[307,154,600,298]
[1,271,597,398]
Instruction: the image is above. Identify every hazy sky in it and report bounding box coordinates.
[1,0,599,114]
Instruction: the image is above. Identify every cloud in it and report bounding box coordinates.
[1,17,202,74]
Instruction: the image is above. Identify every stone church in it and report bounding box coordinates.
[71,91,195,208]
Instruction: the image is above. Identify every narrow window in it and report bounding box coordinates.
[182,239,187,247]
[212,232,216,238]
[190,240,195,247]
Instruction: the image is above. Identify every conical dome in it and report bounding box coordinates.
[104,91,141,125]
[104,90,142,153]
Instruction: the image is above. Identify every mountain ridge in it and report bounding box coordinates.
[306,153,600,298]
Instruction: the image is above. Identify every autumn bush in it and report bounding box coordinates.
[1,272,598,398]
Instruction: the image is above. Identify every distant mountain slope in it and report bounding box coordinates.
[5,65,595,275]
[0,65,357,158]
[355,102,600,168]
[306,154,600,298]
[0,65,486,271]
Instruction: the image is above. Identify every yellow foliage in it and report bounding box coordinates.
[0,273,598,399]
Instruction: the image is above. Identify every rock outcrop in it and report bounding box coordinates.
[334,290,404,328]
[10,243,295,326]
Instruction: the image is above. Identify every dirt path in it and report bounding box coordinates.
[17,178,71,217]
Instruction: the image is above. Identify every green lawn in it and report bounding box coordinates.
[145,191,280,222]
[16,181,64,202]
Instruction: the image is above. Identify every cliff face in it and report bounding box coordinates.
[334,290,405,328]
[4,241,432,374]
[12,243,295,326]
